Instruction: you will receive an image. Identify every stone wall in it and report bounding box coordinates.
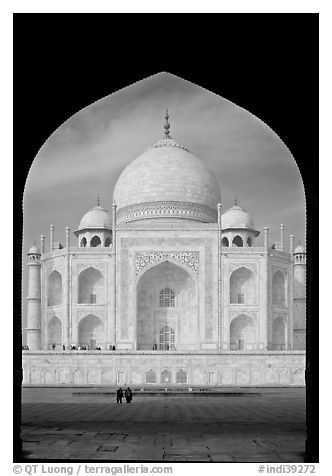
[22,351,305,387]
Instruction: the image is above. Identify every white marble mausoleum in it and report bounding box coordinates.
[23,112,306,386]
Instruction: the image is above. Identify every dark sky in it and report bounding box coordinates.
[22,72,306,333]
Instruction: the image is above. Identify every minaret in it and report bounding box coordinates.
[293,242,306,350]
[26,244,42,350]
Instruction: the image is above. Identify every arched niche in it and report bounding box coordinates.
[47,270,62,306]
[146,369,157,384]
[47,315,62,349]
[136,260,197,350]
[272,270,287,306]
[176,369,187,384]
[90,235,101,247]
[105,237,112,247]
[78,267,104,304]
[161,369,172,384]
[78,314,103,348]
[230,267,256,304]
[247,237,252,247]
[230,314,256,350]
[232,235,243,247]
[272,316,287,350]
[80,237,87,248]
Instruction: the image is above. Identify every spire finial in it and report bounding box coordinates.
[164,108,171,138]
[97,195,100,207]
[234,196,238,206]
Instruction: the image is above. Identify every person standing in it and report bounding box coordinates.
[125,387,133,403]
[116,387,123,403]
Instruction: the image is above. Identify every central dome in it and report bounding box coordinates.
[113,114,221,224]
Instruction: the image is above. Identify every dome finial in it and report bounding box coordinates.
[164,108,171,138]
[234,196,238,206]
[97,195,100,207]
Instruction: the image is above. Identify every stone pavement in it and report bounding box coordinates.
[21,387,305,462]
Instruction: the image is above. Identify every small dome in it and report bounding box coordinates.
[28,244,40,254]
[294,243,305,253]
[221,204,254,229]
[79,205,112,230]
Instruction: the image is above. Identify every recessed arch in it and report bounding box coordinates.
[146,369,157,384]
[272,270,287,306]
[80,237,87,247]
[105,237,112,247]
[47,270,62,306]
[47,315,62,349]
[272,316,287,350]
[136,260,197,350]
[90,235,101,247]
[247,237,252,247]
[222,237,229,247]
[230,267,256,304]
[161,369,172,384]
[78,314,103,348]
[230,314,256,350]
[232,235,243,247]
[176,369,187,384]
[78,267,104,304]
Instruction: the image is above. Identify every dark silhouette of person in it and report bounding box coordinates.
[62,344,65,351]
[52,343,56,350]
[112,345,116,351]
[116,388,123,403]
[125,387,133,403]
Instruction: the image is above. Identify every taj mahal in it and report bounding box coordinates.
[22,112,306,387]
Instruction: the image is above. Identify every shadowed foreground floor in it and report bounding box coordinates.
[21,387,305,462]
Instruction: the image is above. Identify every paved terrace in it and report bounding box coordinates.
[21,387,305,462]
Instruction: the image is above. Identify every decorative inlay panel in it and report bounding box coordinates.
[135,251,199,275]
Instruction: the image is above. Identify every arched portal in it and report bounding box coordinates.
[78,314,103,348]
[272,316,286,350]
[230,314,256,350]
[272,270,287,306]
[78,267,104,304]
[47,271,62,306]
[230,267,256,304]
[47,316,62,349]
[136,260,198,350]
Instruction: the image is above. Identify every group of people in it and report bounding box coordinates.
[116,387,133,404]
[49,344,116,351]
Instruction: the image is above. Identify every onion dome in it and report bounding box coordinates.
[220,201,255,230]
[28,244,40,254]
[78,203,112,231]
[113,110,221,224]
[294,243,305,254]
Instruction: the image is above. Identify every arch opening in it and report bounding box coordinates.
[271,316,287,350]
[136,260,198,351]
[230,314,256,350]
[80,237,87,248]
[78,314,103,348]
[230,267,256,304]
[105,237,112,247]
[232,235,243,247]
[47,270,62,306]
[90,235,101,247]
[47,315,62,349]
[272,270,287,306]
[222,237,229,246]
[78,267,104,304]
